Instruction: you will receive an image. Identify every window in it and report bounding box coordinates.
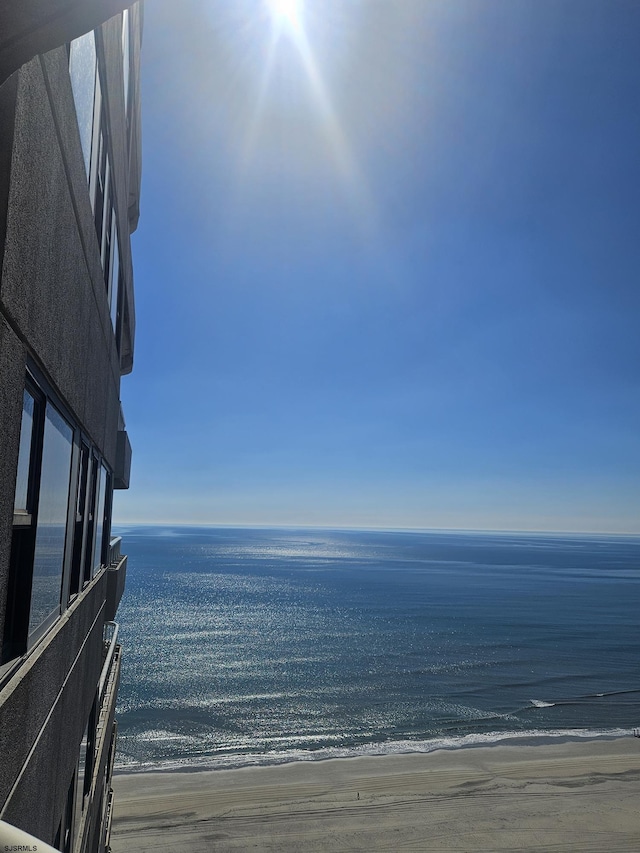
[109,216,120,335]
[28,403,73,638]
[2,382,44,663]
[93,465,107,577]
[73,448,110,595]
[14,389,37,515]
[83,455,98,586]
[87,68,103,211]
[92,122,109,248]
[69,443,89,600]
[69,29,123,342]
[122,9,131,116]
[69,28,103,207]
[114,268,124,355]
[92,114,120,302]
[68,32,97,178]
[2,374,114,668]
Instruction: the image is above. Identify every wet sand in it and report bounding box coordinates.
[110,737,640,852]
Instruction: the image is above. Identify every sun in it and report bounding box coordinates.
[266,0,302,31]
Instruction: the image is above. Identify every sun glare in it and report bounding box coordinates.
[267,0,302,30]
[235,0,376,234]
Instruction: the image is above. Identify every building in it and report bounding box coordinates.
[0,3,142,850]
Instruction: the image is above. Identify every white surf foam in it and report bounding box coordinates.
[114,727,634,774]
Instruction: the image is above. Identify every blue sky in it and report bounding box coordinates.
[114,0,640,532]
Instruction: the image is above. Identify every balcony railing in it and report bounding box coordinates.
[99,622,119,703]
[108,536,122,567]
[102,787,115,853]
[76,627,122,853]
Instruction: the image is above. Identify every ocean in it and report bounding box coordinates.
[113,526,640,772]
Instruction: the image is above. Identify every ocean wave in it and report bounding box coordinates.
[528,687,640,708]
[114,727,634,774]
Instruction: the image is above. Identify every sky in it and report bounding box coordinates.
[114,0,640,533]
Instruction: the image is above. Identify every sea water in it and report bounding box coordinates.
[113,526,640,771]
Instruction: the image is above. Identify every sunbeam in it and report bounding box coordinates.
[235,0,377,237]
[266,0,303,31]
[282,18,376,232]
[237,23,279,178]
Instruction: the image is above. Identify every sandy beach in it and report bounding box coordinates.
[110,736,640,852]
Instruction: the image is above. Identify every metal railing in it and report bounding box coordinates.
[99,622,119,702]
[102,787,115,853]
[107,536,122,567]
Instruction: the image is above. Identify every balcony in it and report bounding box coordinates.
[74,623,121,853]
[105,538,127,623]
[114,430,131,489]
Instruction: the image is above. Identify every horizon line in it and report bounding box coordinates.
[110,520,640,537]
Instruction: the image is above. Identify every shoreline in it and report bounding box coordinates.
[111,735,640,852]
[113,726,634,776]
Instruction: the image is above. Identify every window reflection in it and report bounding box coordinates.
[93,466,107,576]
[69,32,97,178]
[122,9,131,115]
[70,444,90,599]
[109,211,120,331]
[29,404,73,637]
[83,456,98,586]
[14,390,35,512]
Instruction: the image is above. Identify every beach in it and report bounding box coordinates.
[110,736,640,852]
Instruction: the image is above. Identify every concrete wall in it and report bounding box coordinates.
[0,5,141,848]
[0,321,23,646]
[0,4,140,647]
[0,573,106,842]
[0,51,122,468]
[105,556,127,623]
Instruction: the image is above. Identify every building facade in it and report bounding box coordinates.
[0,3,142,851]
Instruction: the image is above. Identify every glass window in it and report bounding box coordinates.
[122,9,131,115]
[109,211,120,327]
[69,32,97,178]
[93,466,107,575]
[14,389,35,512]
[101,167,112,284]
[94,138,109,252]
[88,72,103,213]
[69,443,90,599]
[5,374,114,662]
[83,457,98,586]
[29,404,73,638]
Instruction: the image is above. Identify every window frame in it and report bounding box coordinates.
[122,9,131,120]
[1,369,115,672]
[69,26,126,349]
[68,30,98,179]
[27,398,75,644]
[2,379,45,666]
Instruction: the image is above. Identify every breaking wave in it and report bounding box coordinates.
[114,727,634,773]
